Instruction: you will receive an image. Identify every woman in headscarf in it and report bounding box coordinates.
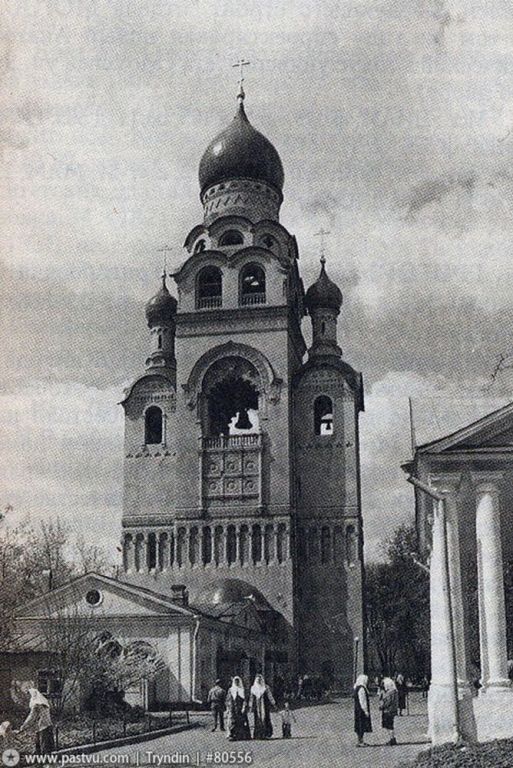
[379,677,398,745]
[226,676,251,741]
[353,674,372,746]
[395,673,408,716]
[248,674,275,739]
[16,688,54,755]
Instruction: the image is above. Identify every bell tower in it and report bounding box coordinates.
[120,81,365,691]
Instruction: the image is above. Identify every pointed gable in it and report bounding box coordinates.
[16,573,195,620]
[417,401,513,455]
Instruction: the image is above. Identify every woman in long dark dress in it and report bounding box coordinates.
[249,675,275,739]
[226,677,251,741]
[354,674,372,747]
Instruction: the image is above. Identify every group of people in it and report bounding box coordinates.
[207,675,295,741]
[354,673,410,747]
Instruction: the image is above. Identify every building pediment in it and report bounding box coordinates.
[16,573,195,620]
[417,401,513,454]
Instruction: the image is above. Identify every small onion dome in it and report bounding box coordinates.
[145,275,177,326]
[199,100,284,195]
[305,258,343,312]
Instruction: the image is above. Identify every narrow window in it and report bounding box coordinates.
[219,229,243,246]
[321,321,326,335]
[145,406,163,444]
[158,334,162,349]
[346,525,357,566]
[240,263,266,306]
[194,239,206,253]
[189,527,199,565]
[147,532,157,570]
[158,533,168,571]
[252,524,262,563]
[227,525,237,564]
[314,395,334,436]
[202,527,212,565]
[261,234,274,249]
[214,526,224,565]
[264,524,275,563]
[277,524,287,564]
[176,527,186,567]
[321,526,331,564]
[197,266,222,309]
[239,525,249,565]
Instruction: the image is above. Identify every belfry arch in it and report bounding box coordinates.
[182,341,282,413]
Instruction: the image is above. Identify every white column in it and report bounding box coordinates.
[426,491,459,745]
[431,474,475,742]
[472,473,508,690]
[471,471,513,742]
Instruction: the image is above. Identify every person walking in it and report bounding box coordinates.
[226,676,251,741]
[14,688,54,755]
[207,679,226,732]
[395,674,407,716]
[353,674,372,747]
[249,674,275,739]
[379,677,398,746]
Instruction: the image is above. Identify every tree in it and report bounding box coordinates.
[365,524,430,679]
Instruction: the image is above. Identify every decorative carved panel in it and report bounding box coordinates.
[202,434,261,504]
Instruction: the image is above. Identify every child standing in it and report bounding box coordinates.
[280,702,296,738]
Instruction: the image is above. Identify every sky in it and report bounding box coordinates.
[2,0,513,561]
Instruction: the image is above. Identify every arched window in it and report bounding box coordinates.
[219,229,244,246]
[194,239,206,253]
[227,525,237,564]
[252,524,262,563]
[214,526,224,565]
[314,395,334,436]
[176,527,186,567]
[197,266,222,309]
[239,525,249,565]
[277,524,287,564]
[158,533,168,571]
[334,526,344,565]
[240,263,266,306]
[145,406,163,445]
[202,527,212,565]
[346,525,357,566]
[157,333,162,349]
[321,526,331,564]
[147,532,157,570]
[189,527,199,566]
[264,524,275,563]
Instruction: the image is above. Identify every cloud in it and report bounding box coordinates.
[0,381,123,555]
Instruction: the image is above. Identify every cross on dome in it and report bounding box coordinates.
[232,58,250,103]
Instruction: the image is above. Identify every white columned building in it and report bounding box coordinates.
[404,400,513,744]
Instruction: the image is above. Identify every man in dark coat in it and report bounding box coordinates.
[207,679,226,732]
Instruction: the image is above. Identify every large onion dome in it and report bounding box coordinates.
[145,274,177,326]
[305,258,343,312]
[199,100,284,195]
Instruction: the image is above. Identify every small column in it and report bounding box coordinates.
[431,474,475,742]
